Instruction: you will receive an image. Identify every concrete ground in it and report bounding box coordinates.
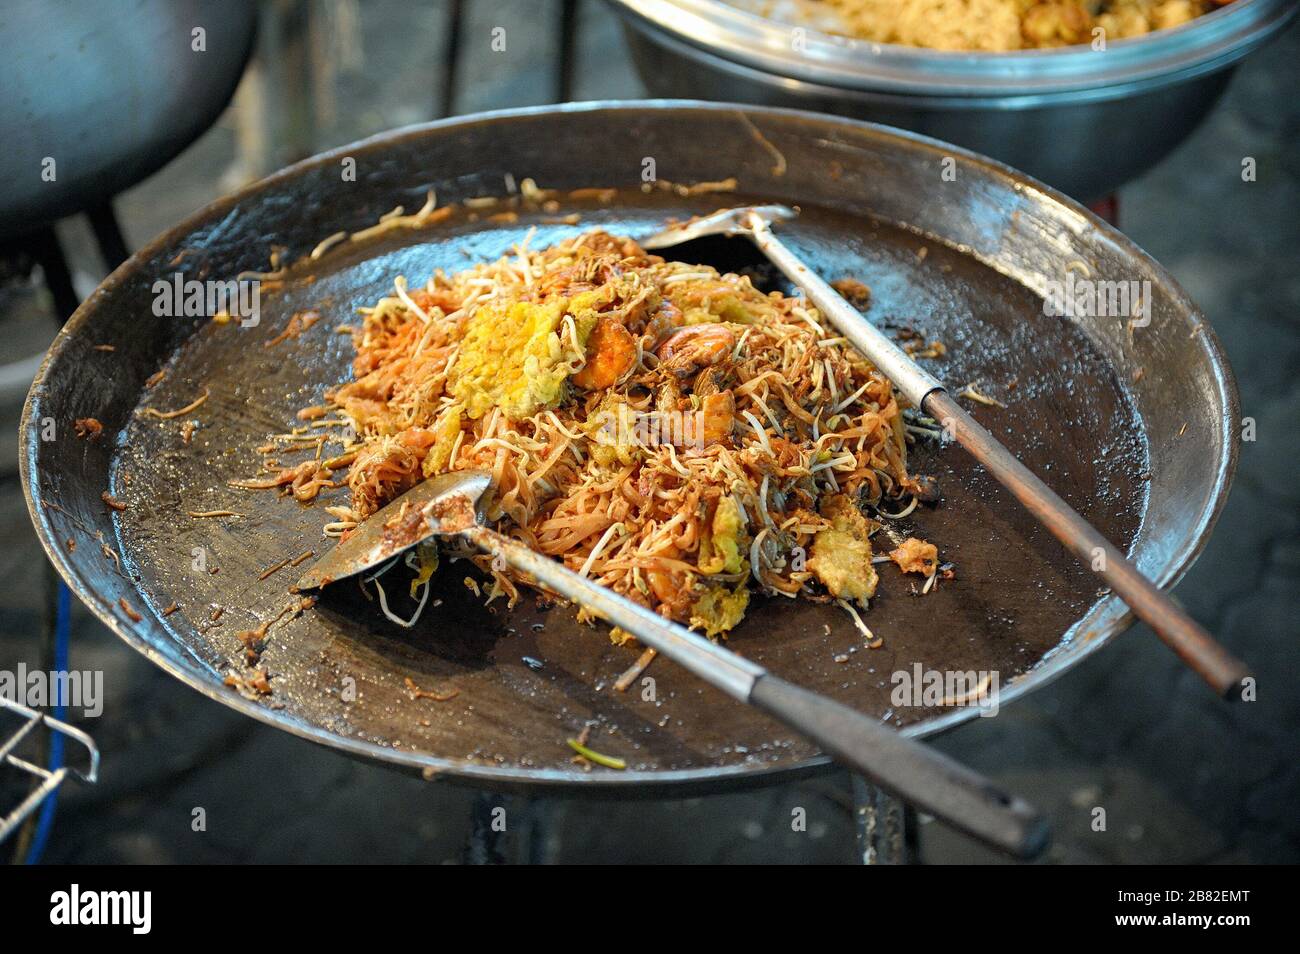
[0,1,1295,863]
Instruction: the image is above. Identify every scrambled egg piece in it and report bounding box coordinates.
[449,297,594,420]
[697,496,746,575]
[422,405,462,477]
[809,494,878,603]
[690,583,750,638]
[608,625,637,647]
[586,393,639,469]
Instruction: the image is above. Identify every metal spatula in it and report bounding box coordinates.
[298,470,1049,859]
[641,206,1250,698]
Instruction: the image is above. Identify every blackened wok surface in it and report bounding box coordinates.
[21,103,1236,794]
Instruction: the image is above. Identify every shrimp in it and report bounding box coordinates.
[656,323,736,378]
[646,545,694,620]
[699,390,735,447]
[641,298,683,346]
[572,317,636,390]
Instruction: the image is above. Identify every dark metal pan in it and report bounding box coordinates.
[21,102,1237,795]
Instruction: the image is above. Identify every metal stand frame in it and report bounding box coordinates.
[0,697,99,844]
[852,776,918,864]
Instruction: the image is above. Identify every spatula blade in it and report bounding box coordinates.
[295,470,491,590]
[639,204,798,250]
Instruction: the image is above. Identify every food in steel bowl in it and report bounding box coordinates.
[732,0,1235,50]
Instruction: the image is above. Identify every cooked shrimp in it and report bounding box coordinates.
[699,390,735,447]
[646,546,694,620]
[656,323,736,377]
[573,317,636,390]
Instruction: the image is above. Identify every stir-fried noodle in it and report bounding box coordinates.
[239,229,933,638]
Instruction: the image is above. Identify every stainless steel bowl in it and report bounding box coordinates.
[609,0,1297,200]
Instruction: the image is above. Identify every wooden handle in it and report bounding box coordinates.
[924,390,1250,697]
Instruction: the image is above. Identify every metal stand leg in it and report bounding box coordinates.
[512,796,558,864]
[18,227,80,322]
[852,776,916,865]
[86,201,130,271]
[462,791,559,864]
[1,200,131,325]
[464,791,507,864]
[437,0,464,118]
[555,0,578,103]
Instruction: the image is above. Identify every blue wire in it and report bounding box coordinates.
[25,581,71,865]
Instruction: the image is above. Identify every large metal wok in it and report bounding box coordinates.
[0,0,257,240]
[21,103,1237,795]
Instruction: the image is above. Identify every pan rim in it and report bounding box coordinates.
[20,99,1239,792]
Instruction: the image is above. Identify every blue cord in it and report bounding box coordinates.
[25,581,71,865]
